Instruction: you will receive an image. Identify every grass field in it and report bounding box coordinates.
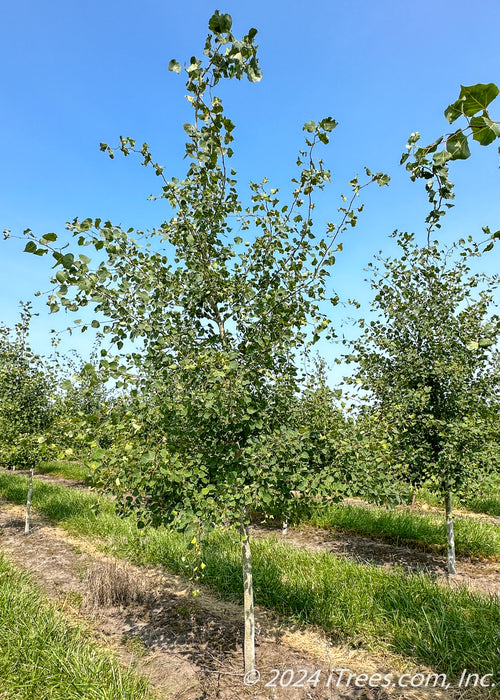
[0,553,152,700]
[300,501,500,558]
[0,470,498,685]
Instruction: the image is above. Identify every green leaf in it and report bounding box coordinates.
[433,150,453,166]
[168,59,181,74]
[320,117,338,132]
[446,131,471,160]
[445,100,465,124]
[470,115,500,146]
[41,233,57,243]
[458,83,499,116]
[24,241,38,254]
[445,83,499,122]
[208,11,232,34]
[61,253,75,269]
[375,173,391,186]
[303,120,316,133]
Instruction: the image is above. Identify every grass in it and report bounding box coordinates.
[299,502,500,558]
[0,553,153,700]
[0,470,499,685]
[37,460,89,482]
[467,494,500,517]
[417,473,500,518]
[464,473,500,518]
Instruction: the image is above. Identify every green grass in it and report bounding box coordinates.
[37,460,89,482]
[417,474,500,518]
[466,494,500,517]
[300,502,500,558]
[0,553,153,700]
[0,470,499,685]
[464,473,500,518]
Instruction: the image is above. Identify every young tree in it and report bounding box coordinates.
[18,12,388,671]
[52,355,112,462]
[0,305,54,532]
[346,232,500,574]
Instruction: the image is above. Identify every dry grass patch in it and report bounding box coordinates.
[85,560,151,608]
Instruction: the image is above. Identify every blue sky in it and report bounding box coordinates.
[1,0,499,380]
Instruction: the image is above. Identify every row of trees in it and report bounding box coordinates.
[3,11,500,674]
[0,312,109,476]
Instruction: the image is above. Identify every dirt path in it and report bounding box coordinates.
[0,503,465,700]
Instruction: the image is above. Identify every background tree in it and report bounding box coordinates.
[20,11,388,672]
[0,304,55,532]
[0,305,54,472]
[346,232,500,574]
[52,355,112,463]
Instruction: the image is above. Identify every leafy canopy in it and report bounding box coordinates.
[346,232,500,496]
[20,13,388,531]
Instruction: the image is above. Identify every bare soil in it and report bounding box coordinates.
[0,503,471,700]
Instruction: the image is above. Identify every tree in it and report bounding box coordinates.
[52,355,112,461]
[0,305,54,471]
[17,12,388,672]
[0,305,54,532]
[346,232,500,574]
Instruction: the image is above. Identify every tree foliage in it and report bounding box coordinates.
[0,305,54,470]
[401,83,500,242]
[16,12,390,670]
[347,232,500,502]
[21,14,388,531]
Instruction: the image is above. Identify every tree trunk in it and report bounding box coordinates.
[409,491,416,511]
[24,467,34,535]
[445,489,456,576]
[241,520,255,674]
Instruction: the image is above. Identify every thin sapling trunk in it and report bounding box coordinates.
[24,467,34,535]
[445,488,456,576]
[409,491,416,511]
[241,520,256,674]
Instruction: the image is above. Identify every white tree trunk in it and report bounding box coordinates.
[24,467,34,535]
[445,489,456,576]
[241,521,255,674]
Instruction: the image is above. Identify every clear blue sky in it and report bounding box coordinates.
[1,0,499,379]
